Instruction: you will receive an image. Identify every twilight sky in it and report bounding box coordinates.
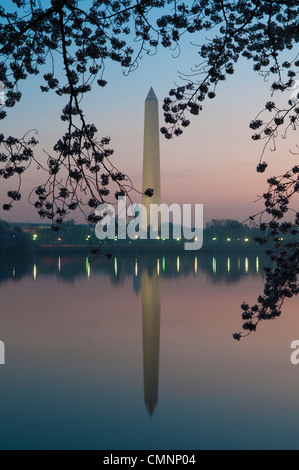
[0,7,297,225]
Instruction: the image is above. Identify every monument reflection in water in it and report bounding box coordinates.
[0,251,267,420]
[141,268,161,416]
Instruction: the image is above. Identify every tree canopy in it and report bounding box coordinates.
[0,0,298,337]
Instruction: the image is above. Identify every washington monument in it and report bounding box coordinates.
[142,87,161,232]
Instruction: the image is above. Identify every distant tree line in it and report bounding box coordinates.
[0,219,32,252]
[0,218,290,252]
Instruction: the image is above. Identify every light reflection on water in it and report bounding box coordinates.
[0,252,267,285]
[0,252,298,450]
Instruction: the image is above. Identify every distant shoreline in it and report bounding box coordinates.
[32,244,268,254]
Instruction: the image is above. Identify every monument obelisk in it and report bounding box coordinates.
[142,87,161,233]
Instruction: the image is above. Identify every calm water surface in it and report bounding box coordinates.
[0,252,298,450]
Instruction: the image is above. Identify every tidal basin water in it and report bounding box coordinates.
[0,251,298,450]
